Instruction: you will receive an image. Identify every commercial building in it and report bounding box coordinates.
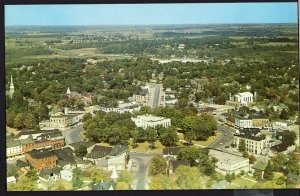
[226,91,254,107]
[131,114,171,129]
[233,129,275,155]
[209,149,250,175]
[25,149,58,172]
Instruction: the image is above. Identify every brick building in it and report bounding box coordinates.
[25,149,58,172]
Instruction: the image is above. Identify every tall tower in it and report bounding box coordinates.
[9,75,14,98]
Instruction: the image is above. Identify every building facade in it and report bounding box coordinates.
[25,149,58,172]
[131,115,171,129]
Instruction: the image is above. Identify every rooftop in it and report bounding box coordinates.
[26,149,57,159]
[209,149,249,166]
[163,147,184,155]
[133,114,169,122]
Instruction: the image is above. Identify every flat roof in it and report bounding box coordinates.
[209,149,248,165]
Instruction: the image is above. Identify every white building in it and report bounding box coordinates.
[232,92,254,106]
[209,149,250,175]
[60,170,73,181]
[6,140,23,157]
[233,129,275,155]
[131,115,171,129]
[235,118,253,128]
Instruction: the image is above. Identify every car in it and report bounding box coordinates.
[225,133,227,136]
[219,143,223,145]
[225,146,230,148]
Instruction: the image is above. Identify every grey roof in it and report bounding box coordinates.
[16,159,29,168]
[54,149,76,164]
[109,145,128,156]
[97,159,108,167]
[86,145,113,159]
[40,131,63,140]
[91,180,116,190]
[163,147,183,155]
[26,149,57,159]
[39,167,61,178]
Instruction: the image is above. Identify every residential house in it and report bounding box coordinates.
[163,147,184,159]
[252,161,268,180]
[89,180,116,191]
[16,159,30,175]
[85,145,113,163]
[235,117,253,129]
[167,160,190,176]
[60,169,73,181]
[38,167,61,182]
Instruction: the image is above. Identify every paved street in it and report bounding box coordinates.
[148,83,163,108]
[61,125,84,145]
[129,152,156,190]
[208,122,236,151]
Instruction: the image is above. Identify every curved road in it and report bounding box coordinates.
[61,125,84,145]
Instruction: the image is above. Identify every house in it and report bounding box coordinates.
[85,145,113,163]
[96,145,129,171]
[19,138,35,153]
[68,141,96,153]
[60,169,73,181]
[90,180,116,191]
[7,176,17,184]
[38,167,61,182]
[131,114,171,129]
[208,149,250,175]
[54,147,76,170]
[287,173,300,185]
[167,160,190,176]
[16,159,30,175]
[25,149,58,172]
[162,147,184,159]
[252,161,268,180]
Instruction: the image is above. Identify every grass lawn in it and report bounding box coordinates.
[230,177,256,188]
[129,139,164,154]
[192,131,222,147]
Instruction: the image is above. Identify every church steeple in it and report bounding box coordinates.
[9,74,14,98]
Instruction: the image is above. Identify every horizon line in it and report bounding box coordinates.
[5,22,298,27]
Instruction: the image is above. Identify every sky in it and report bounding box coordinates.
[5,3,298,26]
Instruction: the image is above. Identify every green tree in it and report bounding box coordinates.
[75,145,87,158]
[14,113,25,129]
[249,155,256,164]
[276,176,286,185]
[263,162,274,180]
[25,169,39,181]
[72,168,83,189]
[160,126,178,147]
[175,166,202,189]
[24,113,37,129]
[238,139,246,152]
[7,176,40,191]
[279,109,289,120]
[242,151,249,158]
[149,174,176,190]
[183,130,195,144]
[146,128,157,148]
[149,156,167,175]
[6,111,17,127]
